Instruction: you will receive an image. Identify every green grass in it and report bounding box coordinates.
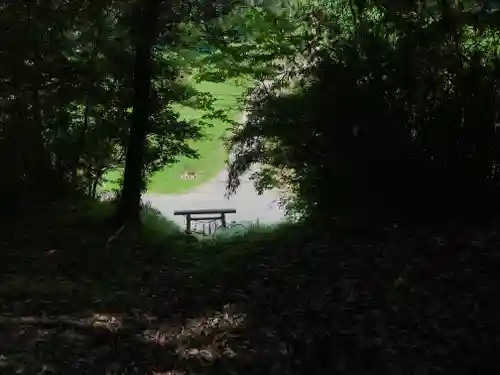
[103,79,248,195]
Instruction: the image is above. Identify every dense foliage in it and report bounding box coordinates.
[222,0,500,228]
[6,0,500,227]
[0,0,233,222]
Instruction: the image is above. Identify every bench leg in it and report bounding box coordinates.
[186,214,192,234]
[221,214,227,228]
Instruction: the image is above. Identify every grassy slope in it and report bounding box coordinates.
[104,79,247,195]
[148,80,247,193]
[1,199,498,374]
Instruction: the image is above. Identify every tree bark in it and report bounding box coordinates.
[25,0,53,192]
[115,0,161,226]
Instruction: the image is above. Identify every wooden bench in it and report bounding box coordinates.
[174,208,237,234]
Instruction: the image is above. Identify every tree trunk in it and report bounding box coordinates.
[25,0,53,193]
[71,94,91,185]
[114,0,160,226]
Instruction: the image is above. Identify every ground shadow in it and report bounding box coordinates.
[2,204,500,374]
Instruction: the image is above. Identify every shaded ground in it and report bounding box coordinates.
[1,200,500,374]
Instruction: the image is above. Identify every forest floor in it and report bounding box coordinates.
[1,198,500,374]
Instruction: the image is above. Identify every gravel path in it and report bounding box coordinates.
[142,106,285,228]
[142,166,285,228]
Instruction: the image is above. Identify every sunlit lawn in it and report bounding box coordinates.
[104,79,248,195]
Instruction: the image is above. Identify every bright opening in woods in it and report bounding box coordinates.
[2,0,500,374]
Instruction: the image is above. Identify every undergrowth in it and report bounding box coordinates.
[0,198,499,374]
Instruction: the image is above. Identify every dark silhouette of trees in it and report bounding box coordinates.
[115,0,161,226]
[0,0,236,223]
[2,0,499,228]
[226,0,500,229]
